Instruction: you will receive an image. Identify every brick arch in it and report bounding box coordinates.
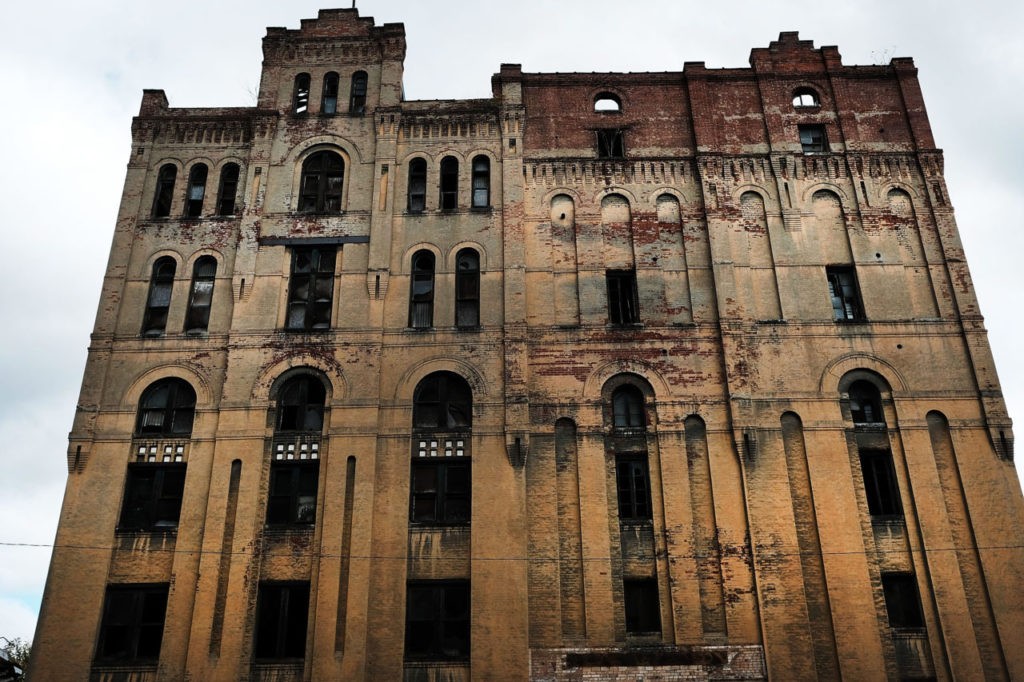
[446,241,488,272]
[401,243,443,273]
[122,364,212,410]
[800,182,850,207]
[582,359,671,401]
[732,184,778,211]
[250,354,346,404]
[142,249,186,277]
[183,248,225,272]
[819,353,906,394]
[393,357,488,403]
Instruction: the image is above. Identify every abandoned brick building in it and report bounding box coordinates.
[30,8,1024,681]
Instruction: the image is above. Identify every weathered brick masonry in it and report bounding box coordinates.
[31,9,1024,681]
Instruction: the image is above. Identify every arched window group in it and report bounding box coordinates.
[150,163,241,219]
[407,155,491,212]
[409,248,482,329]
[294,71,368,115]
[142,255,219,336]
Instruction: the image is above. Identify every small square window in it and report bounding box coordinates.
[826,266,864,322]
[597,129,625,158]
[405,581,470,661]
[624,579,661,634]
[799,124,828,153]
[881,574,925,630]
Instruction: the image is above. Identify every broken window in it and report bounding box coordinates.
[409,250,435,329]
[410,459,470,524]
[624,579,661,634]
[321,72,339,115]
[616,454,652,520]
[792,88,820,108]
[799,124,827,153]
[439,156,458,210]
[612,386,646,430]
[455,249,480,328]
[95,585,169,662]
[594,93,622,112]
[407,158,427,213]
[184,256,216,334]
[597,129,625,158]
[255,583,310,659]
[276,375,327,433]
[606,270,639,325]
[267,461,319,526]
[293,73,311,114]
[860,449,903,519]
[349,71,368,115]
[118,464,186,531]
[298,150,344,213]
[184,164,208,217]
[152,164,177,218]
[826,266,864,321]
[215,163,240,215]
[142,257,176,336]
[413,372,472,431]
[286,247,336,331]
[849,380,884,425]
[405,582,470,661]
[881,574,925,629]
[136,378,197,437]
[471,155,490,208]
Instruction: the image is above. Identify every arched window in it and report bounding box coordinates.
[152,164,177,218]
[594,92,621,112]
[276,375,327,433]
[136,378,196,437]
[142,257,176,336]
[792,87,820,108]
[471,155,490,208]
[409,251,435,329]
[185,164,208,217]
[293,73,311,114]
[439,156,458,210]
[849,380,884,425]
[411,372,472,526]
[184,256,216,334]
[456,249,480,328]
[612,385,645,429]
[322,72,339,115]
[408,158,427,213]
[215,163,240,216]
[349,71,368,114]
[413,372,472,431]
[299,150,344,213]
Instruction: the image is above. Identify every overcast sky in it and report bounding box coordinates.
[1,0,1021,643]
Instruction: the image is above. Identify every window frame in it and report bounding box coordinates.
[455,249,480,329]
[321,72,339,115]
[255,582,310,660]
[439,156,458,211]
[849,380,884,425]
[612,386,646,430]
[95,584,169,664]
[142,257,176,336]
[826,265,864,322]
[606,269,640,325]
[275,375,327,434]
[471,155,490,208]
[860,449,903,520]
[266,460,319,527]
[792,88,820,108]
[298,150,344,214]
[407,158,427,213]
[135,378,197,438]
[412,372,472,431]
[623,578,661,635]
[184,256,216,334]
[349,71,368,115]
[404,581,470,662]
[215,163,240,216]
[285,246,336,331]
[410,459,471,526]
[409,250,435,329]
[293,73,311,115]
[798,123,828,153]
[118,463,187,532]
[152,164,177,218]
[615,454,652,521]
[184,164,208,218]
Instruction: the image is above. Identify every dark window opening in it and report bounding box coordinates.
[597,129,625,158]
[184,256,216,334]
[215,163,240,215]
[118,464,186,531]
[276,375,327,433]
[849,380,884,424]
[298,150,344,213]
[612,386,645,430]
[439,156,458,210]
[411,460,470,525]
[882,574,925,629]
[267,461,319,526]
[184,164,208,217]
[607,270,639,325]
[405,582,470,661]
[594,93,622,112]
[827,266,864,321]
[349,71,368,115]
[409,250,435,329]
[286,247,336,331]
[408,158,427,213]
[799,124,827,153]
[860,449,903,518]
[293,73,311,114]
[455,249,480,328]
[471,155,490,208]
[95,585,168,663]
[321,72,339,115]
[136,379,196,438]
[616,454,652,520]
[792,88,820,108]
[142,257,176,336]
[624,579,661,634]
[152,164,177,218]
[255,583,310,660]
[413,372,472,431]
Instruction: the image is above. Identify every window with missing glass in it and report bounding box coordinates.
[286,247,336,331]
[616,454,652,520]
[827,266,864,321]
[455,249,480,328]
[135,379,196,438]
[298,151,344,213]
[860,449,903,519]
[184,164,208,217]
[624,579,661,634]
[118,464,186,532]
[255,583,310,660]
[142,257,176,336]
[607,270,639,325]
[184,256,216,334]
[95,585,169,663]
[321,72,339,115]
[267,461,318,526]
[410,459,470,525]
[597,129,625,158]
[215,163,240,215]
[881,574,925,629]
[405,581,470,661]
[799,124,827,153]
[409,250,435,329]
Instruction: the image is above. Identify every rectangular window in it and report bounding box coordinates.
[607,270,640,325]
[118,464,186,532]
[826,266,864,321]
[597,129,625,158]
[267,461,319,526]
[95,585,168,663]
[860,449,903,519]
[616,454,652,520]
[411,460,470,525]
[799,124,828,153]
[405,581,470,661]
[255,583,310,659]
[881,574,925,630]
[286,247,336,331]
[624,578,661,634]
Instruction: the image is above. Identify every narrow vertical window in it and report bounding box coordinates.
[849,381,884,424]
[881,574,925,629]
[299,151,344,213]
[152,164,177,218]
[286,247,336,331]
[293,73,311,114]
[215,163,240,216]
[471,155,490,208]
[455,249,480,328]
[860,449,903,519]
[349,71,368,115]
[184,164,208,217]
[606,270,639,324]
[408,158,427,213]
[96,585,169,662]
[184,256,216,334]
[321,72,339,115]
[612,386,645,430]
[826,266,864,321]
[409,251,435,328]
[623,579,661,634]
[616,454,652,520]
[142,257,176,336]
[439,156,458,210]
[255,583,310,659]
